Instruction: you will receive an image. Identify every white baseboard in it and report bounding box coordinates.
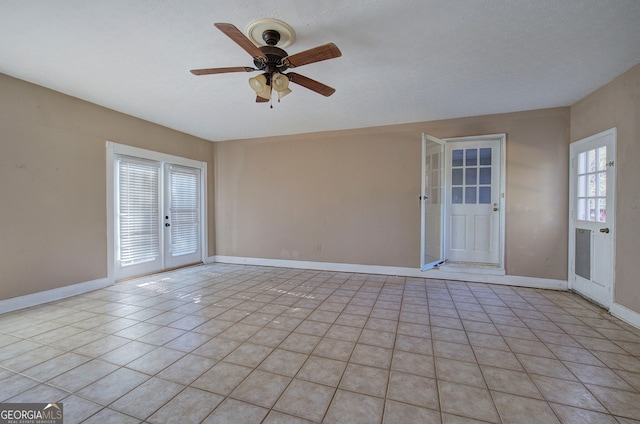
[212,256,567,291]
[5,260,635,329]
[611,302,640,330]
[0,277,111,315]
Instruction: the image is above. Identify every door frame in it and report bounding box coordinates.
[568,128,616,309]
[441,134,506,271]
[106,141,208,282]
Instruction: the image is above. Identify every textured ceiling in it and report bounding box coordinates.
[1,0,639,142]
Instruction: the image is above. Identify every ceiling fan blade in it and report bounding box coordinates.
[283,43,342,68]
[256,96,269,103]
[287,72,336,97]
[214,23,267,62]
[190,66,256,75]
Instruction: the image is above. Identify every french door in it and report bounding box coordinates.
[163,163,202,269]
[110,143,205,281]
[569,128,616,308]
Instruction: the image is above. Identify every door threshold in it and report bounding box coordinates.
[437,262,505,276]
[116,262,204,283]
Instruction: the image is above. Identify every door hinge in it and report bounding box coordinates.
[607,160,615,167]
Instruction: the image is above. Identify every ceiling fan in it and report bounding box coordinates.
[190,19,342,105]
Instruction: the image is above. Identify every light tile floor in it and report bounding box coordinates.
[1,263,640,423]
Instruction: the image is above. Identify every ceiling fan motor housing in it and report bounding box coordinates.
[254,44,290,74]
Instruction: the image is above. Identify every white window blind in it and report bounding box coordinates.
[117,156,160,266]
[168,165,200,257]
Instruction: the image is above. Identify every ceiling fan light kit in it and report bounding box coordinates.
[190,19,341,107]
[249,74,270,99]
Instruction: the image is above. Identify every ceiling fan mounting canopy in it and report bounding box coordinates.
[245,18,296,48]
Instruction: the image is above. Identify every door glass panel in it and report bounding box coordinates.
[431,188,440,204]
[117,157,160,267]
[576,147,607,223]
[578,152,586,173]
[452,169,463,185]
[479,187,491,204]
[598,147,607,171]
[598,199,606,222]
[588,149,596,171]
[466,149,477,166]
[465,187,477,204]
[588,174,596,196]
[578,175,586,197]
[168,166,200,257]
[479,148,492,165]
[598,173,606,196]
[452,150,464,166]
[479,168,491,185]
[465,168,477,185]
[578,199,586,220]
[452,187,463,204]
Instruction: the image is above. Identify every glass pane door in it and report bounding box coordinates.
[421,134,446,270]
[164,164,202,269]
[115,155,162,280]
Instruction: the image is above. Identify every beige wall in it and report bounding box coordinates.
[6,62,636,313]
[0,73,215,300]
[570,63,640,312]
[215,107,570,280]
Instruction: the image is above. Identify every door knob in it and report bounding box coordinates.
[599,228,609,233]
[165,223,171,227]
[493,207,498,211]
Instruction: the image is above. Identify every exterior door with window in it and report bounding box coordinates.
[445,138,502,264]
[569,128,616,308]
[114,154,202,280]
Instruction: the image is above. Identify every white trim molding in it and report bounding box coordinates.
[611,302,640,330]
[0,277,111,315]
[213,256,567,290]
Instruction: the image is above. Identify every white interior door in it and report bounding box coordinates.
[421,134,446,270]
[569,128,616,308]
[112,148,204,281]
[445,138,502,265]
